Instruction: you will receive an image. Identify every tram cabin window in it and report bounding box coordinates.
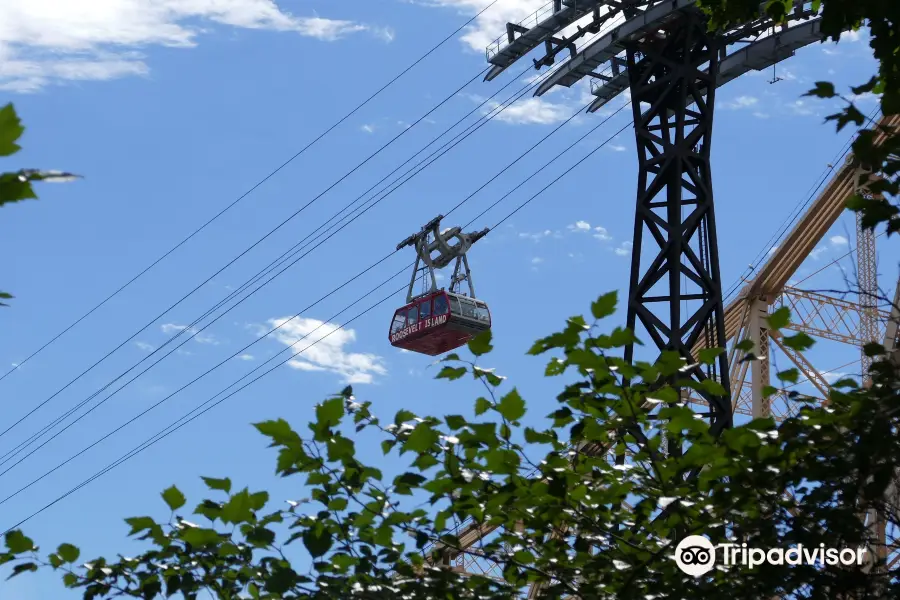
[419,298,431,320]
[433,294,449,316]
[461,300,476,319]
[406,305,418,326]
[449,296,461,315]
[391,310,407,334]
[474,305,489,322]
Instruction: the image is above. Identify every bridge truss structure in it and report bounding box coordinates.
[422,0,900,592]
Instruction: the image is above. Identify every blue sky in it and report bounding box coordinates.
[0,1,896,595]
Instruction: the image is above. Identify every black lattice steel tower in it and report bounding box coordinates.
[482,0,831,434]
[622,12,731,432]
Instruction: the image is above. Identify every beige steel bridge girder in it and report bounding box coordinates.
[692,114,900,416]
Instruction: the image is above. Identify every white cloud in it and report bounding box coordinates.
[135,341,155,352]
[0,0,387,91]
[721,95,758,110]
[531,257,544,264]
[788,100,814,116]
[830,235,848,247]
[518,229,558,241]
[361,124,375,134]
[614,241,632,257]
[767,244,779,256]
[486,96,571,125]
[267,316,386,384]
[161,323,220,345]
[569,220,592,232]
[239,353,255,361]
[608,144,627,152]
[848,92,879,104]
[823,371,850,383]
[593,226,612,241]
[809,246,828,260]
[752,112,770,119]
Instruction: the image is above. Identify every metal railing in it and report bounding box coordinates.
[485,0,559,61]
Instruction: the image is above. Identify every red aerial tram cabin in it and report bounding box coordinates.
[388,290,491,356]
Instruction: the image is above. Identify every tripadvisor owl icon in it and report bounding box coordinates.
[675,535,715,576]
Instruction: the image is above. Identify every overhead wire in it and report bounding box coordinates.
[0,58,530,466]
[0,38,626,479]
[0,0,503,384]
[722,105,882,302]
[3,111,634,533]
[0,64,491,445]
[0,21,625,470]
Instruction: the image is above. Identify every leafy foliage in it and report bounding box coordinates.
[1,292,898,598]
[0,102,78,306]
[698,0,900,235]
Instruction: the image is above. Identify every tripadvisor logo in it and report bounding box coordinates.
[674,535,870,577]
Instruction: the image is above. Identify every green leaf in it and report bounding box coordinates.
[201,476,232,493]
[0,104,24,157]
[776,368,800,384]
[767,307,790,330]
[161,485,186,511]
[302,527,333,558]
[56,543,79,564]
[221,489,254,524]
[474,397,491,415]
[591,291,618,320]
[0,172,37,207]
[698,347,724,365]
[8,562,37,579]
[436,366,466,380]
[467,330,493,356]
[864,342,885,357]
[125,516,157,536]
[316,397,344,427]
[180,527,222,547]
[4,530,34,553]
[254,419,296,445]
[445,415,466,429]
[327,498,348,511]
[395,409,415,424]
[804,81,836,98]
[782,332,815,352]
[496,389,526,421]
[405,424,439,453]
[524,427,553,444]
[735,339,754,352]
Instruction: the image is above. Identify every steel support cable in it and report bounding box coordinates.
[0,64,523,467]
[1,107,632,532]
[0,40,612,473]
[0,88,621,482]
[0,67,492,443]
[792,230,886,288]
[0,15,617,448]
[723,106,881,302]
[0,29,619,470]
[0,0,503,385]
